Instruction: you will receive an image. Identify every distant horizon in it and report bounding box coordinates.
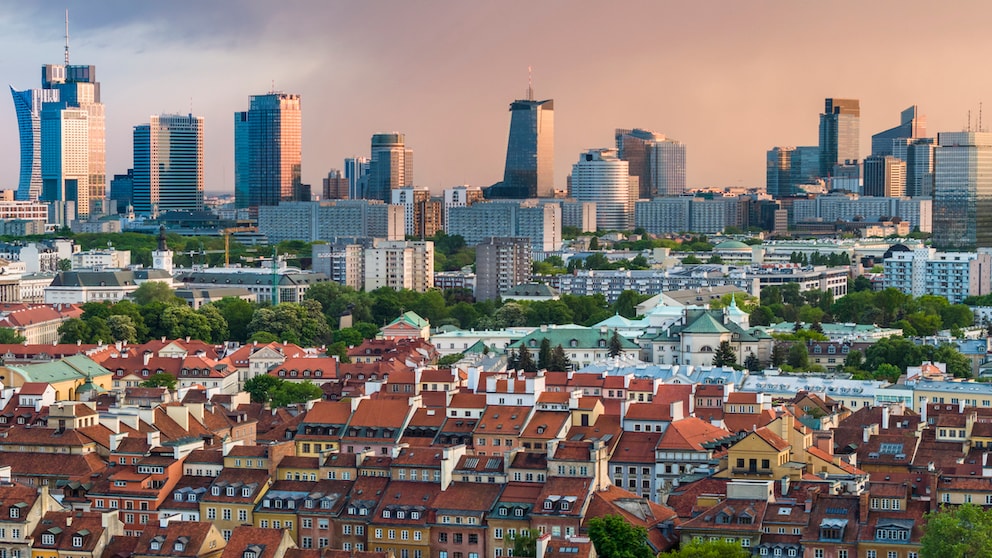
[4,2,992,196]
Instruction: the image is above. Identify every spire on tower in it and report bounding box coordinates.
[526,66,534,101]
[64,9,70,65]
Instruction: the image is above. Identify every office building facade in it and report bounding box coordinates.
[933,131,992,249]
[819,98,860,177]
[862,155,906,197]
[365,133,413,202]
[234,92,302,209]
[447,201,561,252]
[790,193,932,232]
[132,114,204,214]
[616,128,686,198]
[871,105,926,157]
[569,149,632,231]
[487,86,554,199]
[322,169,349,200]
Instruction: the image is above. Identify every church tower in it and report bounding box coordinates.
[151,225,173,275]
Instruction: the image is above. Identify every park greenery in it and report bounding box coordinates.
[658,540,751,558]
[921,503,992,558]
[587,514,655,558]
[243,375,323,407]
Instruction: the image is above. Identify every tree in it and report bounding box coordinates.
[517,345,537,373]
[771,343,788,367]
[57,258,72,271]
[786,343,808,369]
[140,372,177,391]
[437,353,464,368]
[744,353,761,372]
[106,315,138,343]
[538,338,552,371]
[0,328,25,344]
[243,375,283,403]
[269,380,322,407]
[921,503,992,558]
[712,340,737,367]
[132,281,182,306]
[160,306,213,341]
[588,236,600,250]
[196,304,229,343]
[608,330,624,358]
[58,318,91,344]
[658,540,751,558]
[749,306,776,327]
[614,290,648,319]
[587,514,654,558]
[548,344,572,372]
[511,531,536,557]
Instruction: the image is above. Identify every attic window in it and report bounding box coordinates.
[544,500,554,510]
[242,487,251,497]
[72,535,83,548]
[42,534,55,546]
[411,511,420,520]
[175,541,185,552]
[226,486,235,497]
[211,487,220,496]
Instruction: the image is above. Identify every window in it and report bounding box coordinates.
[375,529,383,539]
[303,519,312,529]
[8,508,17,519]
[838,551,847,558]
[207,508,216,520]
[72,536,83,547]
[238,509,247,522]
[866,552,876,558]
[222,508,232,520]
[42,534,55,545]
[414,531,422,541]
[814,551,823,558]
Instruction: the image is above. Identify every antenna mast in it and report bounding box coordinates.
[527,66,534,101]
[64,9,70,65]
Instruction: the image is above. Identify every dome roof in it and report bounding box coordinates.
[713,240,751,251]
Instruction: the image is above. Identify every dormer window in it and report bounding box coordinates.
[411,511,420,520]
[175,542,185,552]
[72,535,83,548]
[544,500,554,510]
[42,534,55,545]
[150,541,161,551]
[396,511,405,519]
[9,507,19,518]
[226,486,235,496]
[174,492,183,501]
[211,486,220,496]
[383,510,391,518]
[187,493,197,502]
[515,508,524,517]
[242,487,251,497]
[244,552,256,558]
[560,501,570,511]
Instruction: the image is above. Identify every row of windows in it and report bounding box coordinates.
[372,529,424,541]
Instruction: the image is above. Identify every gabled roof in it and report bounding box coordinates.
[658,417,733,451]
[681,312,730,334]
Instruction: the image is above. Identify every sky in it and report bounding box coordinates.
[2,1,992,196]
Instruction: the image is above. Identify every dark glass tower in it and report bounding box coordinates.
[487,85,554,199]
[234,92,302,209]
[818,98,860,178]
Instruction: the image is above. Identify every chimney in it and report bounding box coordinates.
[881,406,890,430]
[859,492,870,524]
[536,533,551,558]
[66,516,72,527]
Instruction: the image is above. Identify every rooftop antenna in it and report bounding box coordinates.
[271,79,275,94]
[527,66,534,101]
[968,109,972,132]
[980,102,984,132]
[64,9,70,65]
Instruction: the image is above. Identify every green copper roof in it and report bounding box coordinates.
[389,311,429,329]
[680,312,730,334]
[508,326,639,351]
[8,354,113,384]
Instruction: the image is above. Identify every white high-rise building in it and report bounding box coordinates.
[133,114,204,215]
[363,240,434,292]
[569,149,632,231]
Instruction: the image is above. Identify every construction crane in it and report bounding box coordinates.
[222,226,257,266]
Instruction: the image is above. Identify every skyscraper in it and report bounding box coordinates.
[475,237,532,301]
[365,133,413,202]
[344,156,371,199]
[487,83,554,199]
[862,155,906,197]
[234,92,302,209]
[132,114,204,214]
[10,86,58,202]
[871,105,926,157]
[905,138,936,198]
[819,98,860,178]
[615,128,686,198]
[569,148,632,231]
[39,62,106,218]
[323,169,349,200]
[933,132,992,249]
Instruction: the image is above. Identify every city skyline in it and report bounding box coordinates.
[4,2,992,195]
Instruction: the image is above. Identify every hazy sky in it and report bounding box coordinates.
[2,1,992,195]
